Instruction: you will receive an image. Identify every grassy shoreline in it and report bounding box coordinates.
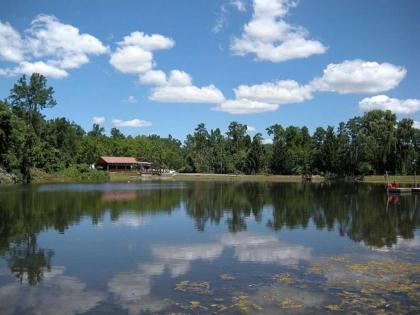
[361,175,419,184]
[110,172,418,184]
[172,173,324,182]
[7,169,420,185]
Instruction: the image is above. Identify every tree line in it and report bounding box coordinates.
[1,73,420,183]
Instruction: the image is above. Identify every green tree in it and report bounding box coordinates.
[8,73,56,131]
[244,133,265,174]
[267,124,287,174]
[88,123,105,137]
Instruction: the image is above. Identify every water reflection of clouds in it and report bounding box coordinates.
[107,244,225,313]
[251,282,326,311]
[152,243,224,277]
[106,232,313,313]
[0,267,104,315]
[108,272,169,314]
[396,236,420,249]
[147,233,312,277]
[221,233,312,265]
[362,235,420,252]
[112,213,150,228]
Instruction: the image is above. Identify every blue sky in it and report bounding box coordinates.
[1,0,419,140]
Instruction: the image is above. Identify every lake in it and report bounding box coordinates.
[0,181,419,314]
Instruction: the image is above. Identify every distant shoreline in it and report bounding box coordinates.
[109,173,416,184]
[3,171,419,185]
[171,173,324,182]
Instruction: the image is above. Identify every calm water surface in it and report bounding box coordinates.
[0,181,419,314]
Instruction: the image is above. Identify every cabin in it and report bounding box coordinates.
[95,156,153,173]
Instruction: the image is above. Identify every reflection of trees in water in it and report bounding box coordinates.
[5,234,53,286]
[0,187,183,252]
[0,181,419,281]
[0,186,183,284]
[184,182,420,248]
[184,182,265,232]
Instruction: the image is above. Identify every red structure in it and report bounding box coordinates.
[95,156,152,173]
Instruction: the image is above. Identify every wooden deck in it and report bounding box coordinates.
[387,187,412,194]
[387,187,420,194]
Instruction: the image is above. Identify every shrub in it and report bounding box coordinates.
[60,164,109,182]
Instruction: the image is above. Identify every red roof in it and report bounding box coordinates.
[98,156,140,164]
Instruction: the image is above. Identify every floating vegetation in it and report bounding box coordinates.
[231,294,263,313]
[174,300,209,312]
[307,264,323,275]
[306,256,420,314]
[324,304,341,311]
[190,300,200,308]
[210,303,228,312]
[165,255,418,314]
[273,273,295,284]
[256,282,326,311]
[279,298,303,309]
[219,273,235,280]
[174,280,211,294]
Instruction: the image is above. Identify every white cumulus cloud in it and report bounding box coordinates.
[311,60,406,94]
[6,61,69,78]
[167,70,192,86]
[26,15,107,69]
[112,34,224,105]
[139,70,167,85]
[148,70,225,104]
[230,0,326,62]
[110,46,153,74]
[217,79,311,114]
[217,98,278,114]
[117,31,174,51]
[0,15,107,78]
[0,21,24,62]
[235,80,313,104]
[151,85,225,104]
[359,95,420,114]
[112,119,152,128]
[110,31,174,74]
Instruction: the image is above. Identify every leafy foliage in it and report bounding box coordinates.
[1,73,420,183]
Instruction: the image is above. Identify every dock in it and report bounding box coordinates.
[385,171,419,194]
[387,187,420,194]
[387,187,413,194]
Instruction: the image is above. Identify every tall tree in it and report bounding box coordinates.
[88,124,105,137]
[267,124,287,174]
[244,133,265,174]
[8,73,56,131]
